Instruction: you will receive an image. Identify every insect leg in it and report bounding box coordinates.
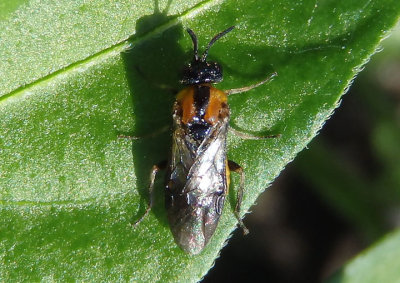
[228,160,249,235]
[133,161,167,227]
[118,125,169,140]
[135,66,178,93]
[229,126,281,140]
[225,72,277,95]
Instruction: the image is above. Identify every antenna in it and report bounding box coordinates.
[201,26,235,62]
[186,28,199,61]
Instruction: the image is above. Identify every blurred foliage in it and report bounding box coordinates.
[295,24,400,281]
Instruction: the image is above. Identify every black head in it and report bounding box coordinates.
[181,26,235,85]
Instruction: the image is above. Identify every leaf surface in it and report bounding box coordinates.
[1,0,399,281]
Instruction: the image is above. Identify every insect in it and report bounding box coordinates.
[135,26,277,255]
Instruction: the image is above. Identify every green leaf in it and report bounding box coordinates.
[326,229,400,283]
[1,0,399,281]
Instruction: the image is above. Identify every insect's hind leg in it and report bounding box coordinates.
[133,160,167,227]
[228,160,249,235]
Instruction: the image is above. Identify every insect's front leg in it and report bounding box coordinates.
[228,160,249,235]
[225,71,280,140]
[133,160,167,227]
[225,72,277,95]
[118,125,169,140]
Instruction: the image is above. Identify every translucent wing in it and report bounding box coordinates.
[165,107,229,254]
